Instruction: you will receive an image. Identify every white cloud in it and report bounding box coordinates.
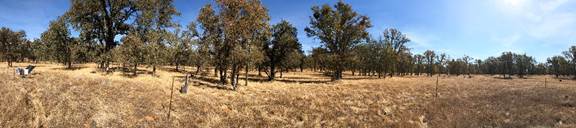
[492,34,520,47]
[494,0,576,44]
[500,0,529,12]
[491,34,522,52]
[405,31,436,49]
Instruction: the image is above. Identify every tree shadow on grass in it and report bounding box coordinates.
[51,66,88,71]
[280,76,320,80]
[190,80,230,90]
[551,77,576,81]
[307,71,333,78]
[274,79,332,84]
[493,76,514,80]
[113,68,160,78]
[341,77,381,80]
[245,74,333,84]
[159,67,190,74]
[176,75,233,90]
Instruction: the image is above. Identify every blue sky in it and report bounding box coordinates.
[1,0,575,62]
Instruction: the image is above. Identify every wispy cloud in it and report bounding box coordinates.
[494,0,576,44]
[405,31,438,50]
[491,34,520,49]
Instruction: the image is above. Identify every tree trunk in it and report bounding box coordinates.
[175,63,180,72]
[214,67,218,77]
[67,60,72,69]
[573,68,576,79]
[195,65,201,75]
[219,67,227,85]
[245,64,248,86]
[333,68,343,81]
[122,63,127,72]
[280,68,283,78]
[99,61,104,69]
[258,65,262,76]
[152,65,156,75]
[133,63,138,76]
[235,70,240,90]
[268,63,276,81]
[384,72,387,78]
[230,64,239,90]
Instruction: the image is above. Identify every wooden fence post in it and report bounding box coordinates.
[435,75,439,98]
[544,78,547,88]
[168,77,175,123]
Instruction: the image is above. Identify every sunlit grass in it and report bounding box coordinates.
[1,63,575,127]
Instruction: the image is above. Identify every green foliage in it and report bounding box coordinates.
[4,0,575,82]
[469,52,538,78]
[65,0,136,49]
[414,54,426,75]
[305,1,371,80]
[309,47,330,72]
[263,20,301,80]
[499,52,515,78]
[135,0,179,74]
[514,54,535,78]
[563,46,576,78]
[382,28,412,76]
[0,27,27,67]
[447,58,466,76]
[547,56,570,77]
[116,33,146,75]
[166,24,197,72]
[351,36,395,78]
[461,55,473,76]
[436,53,448,74]
[424,50,436,76]
[65,0,139,69]
[284,49,305,71]
[41,17,79,68]
[30,39,48,62]
[197,4,221,75]
[196,0,270,89]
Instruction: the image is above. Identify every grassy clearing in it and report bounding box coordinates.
[1,63,575,127]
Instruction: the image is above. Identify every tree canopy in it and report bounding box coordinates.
[305,1,371,80]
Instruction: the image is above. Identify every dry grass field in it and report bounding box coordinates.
[1,63,576,127]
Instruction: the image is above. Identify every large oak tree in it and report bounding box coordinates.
[41,17,77,69]
[264,20,301,81]
[65,0,138,69]
[0,27,27,67]
[305,1,371,80]
[197,0,270,90]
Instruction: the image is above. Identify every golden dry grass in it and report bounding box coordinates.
[1,63,575,127]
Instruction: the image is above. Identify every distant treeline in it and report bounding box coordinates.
[1,0,575,88]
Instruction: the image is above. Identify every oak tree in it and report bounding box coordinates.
[264,20,301,81]
[305,1,371,80]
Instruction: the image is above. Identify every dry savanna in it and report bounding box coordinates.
[1,0,576,127]
[1,63,575,127]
